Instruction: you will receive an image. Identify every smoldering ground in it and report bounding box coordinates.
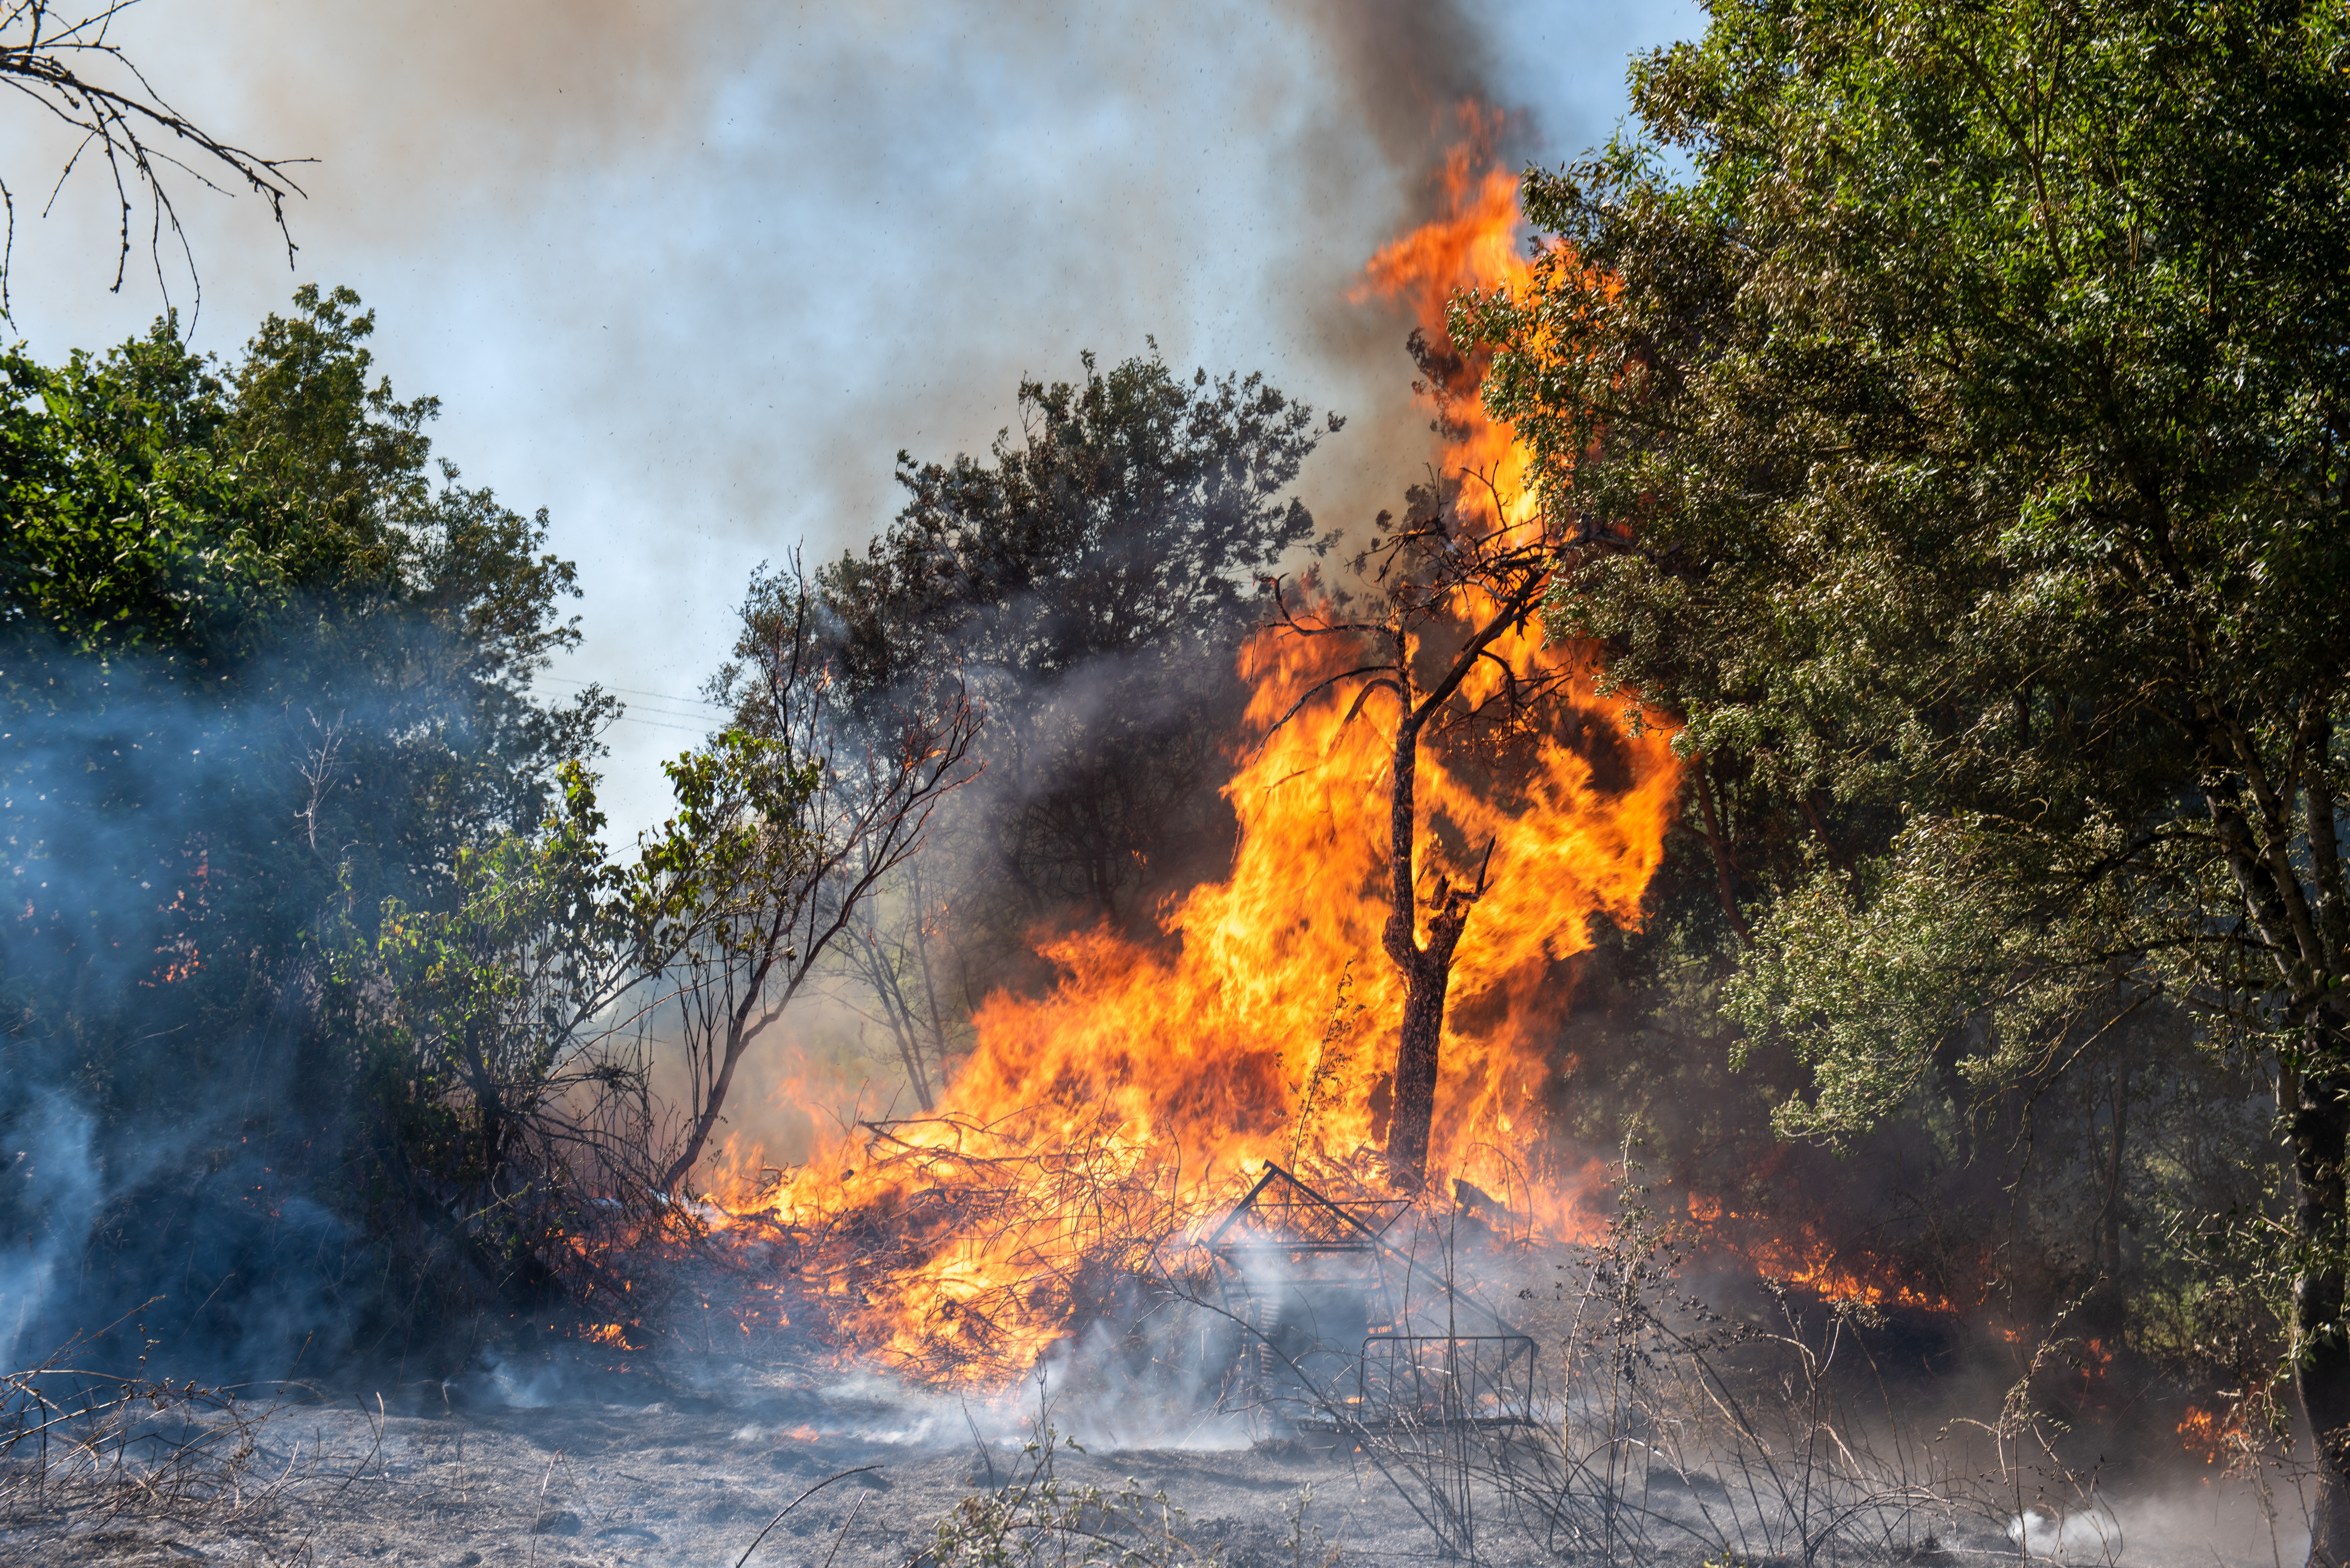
[6,1234,2317,1566]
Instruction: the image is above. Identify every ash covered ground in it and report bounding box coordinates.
[11,1355,1516,1568]
[7,1338,2312,1568]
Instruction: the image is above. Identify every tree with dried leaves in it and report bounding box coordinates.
[646,563,981,1194]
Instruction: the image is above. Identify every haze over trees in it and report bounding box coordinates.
[2,286,613,1353]
[811,350,1339,1014]
[0,299,1321,1361]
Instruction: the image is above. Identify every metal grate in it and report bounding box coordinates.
[1206,1163,1411,1259]
[1301,1334,1541,1435]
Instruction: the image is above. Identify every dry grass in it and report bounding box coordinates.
[0,1321,403,1564]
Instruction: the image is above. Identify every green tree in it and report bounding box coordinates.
[816,349,1336,994]
[1467,0,2350,1549]
[1,288,609,1358]
[337,761,641,1306]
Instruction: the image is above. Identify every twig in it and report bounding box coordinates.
[819,1488,871,1568]
[526,1448,562,1568]
[732,1465,881,1568]
[963,1397,999,1487]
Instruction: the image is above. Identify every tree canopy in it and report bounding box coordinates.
[1465,0,2350,1549]
[822,347,1332,697]
[0,286,610,1364]
[815,348,1339,986]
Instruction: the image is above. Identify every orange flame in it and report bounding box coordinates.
[1688,1195,1980,1316]
[1752,1239,1965,1315]
[703,123,1684,1383]
[1355,105,1545,534]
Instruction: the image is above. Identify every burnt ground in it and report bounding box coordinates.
[0,1345,2313,1568]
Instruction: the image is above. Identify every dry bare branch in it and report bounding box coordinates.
[0,0,309,318]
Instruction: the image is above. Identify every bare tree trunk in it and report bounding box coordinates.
[913,867,957,1099]
[1386,902,1471,1188]
[663,1011,752,1194]
[871,922,937,1111]
[1692,760,1751,948]
[2083,1053,2131,1340]
[1381,708,1476,1189]
[2099,1058,2129,1282]
[2300,1047,2350,1567]
[662,999,771,1194]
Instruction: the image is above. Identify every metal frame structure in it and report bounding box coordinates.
[1205,1164,1408,1418]
[1204,1162,1411,1263]
[1352,1333,1541,1434]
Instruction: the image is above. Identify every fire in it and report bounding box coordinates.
[744,628,1678,1379]
[1756,1239,1965,1315]
[1688,1195,1977,1316]
[1356,106,1540,533]
[700,118,1683,1383]
[2179,1406,2224,1463]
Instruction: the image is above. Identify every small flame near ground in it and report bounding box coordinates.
[679,108,1685,1385]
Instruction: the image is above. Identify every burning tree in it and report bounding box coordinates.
[1261,143,1662,1189]
[814,348,1339,1000]
[689,142,1684,1383]
[1261,475,1601,1189]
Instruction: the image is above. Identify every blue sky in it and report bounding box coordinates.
[6,0,1699,831]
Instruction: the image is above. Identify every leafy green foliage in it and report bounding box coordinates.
[0,288,612,1359]
[350,763,634,1180]
[814,349,1336,990]
[631,729,824,969]
[326,761,647,1304]
[1722,812,2128,1144]
[1464,0,2350,1512]
[822,346,1330,696]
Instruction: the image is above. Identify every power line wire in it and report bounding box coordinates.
[618,703,729,725]
[606,713,716,737]
[539,674,729,709]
